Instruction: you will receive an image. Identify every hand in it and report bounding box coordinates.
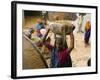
[70,32,74,38]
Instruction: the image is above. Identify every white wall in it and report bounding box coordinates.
[0,0,99,80]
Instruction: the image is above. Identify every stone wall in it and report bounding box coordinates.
[48,12,77,21]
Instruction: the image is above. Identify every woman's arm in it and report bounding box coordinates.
[68,32,74,53]
[42,28,54,50]
[42,28,50,42]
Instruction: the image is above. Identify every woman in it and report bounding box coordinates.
[84,21,91,47]
[36,18,45,38]
[42,29,74,68]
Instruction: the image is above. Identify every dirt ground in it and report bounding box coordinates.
[44,31,91,67]
[70,32,91,67]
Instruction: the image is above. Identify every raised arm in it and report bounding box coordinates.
[42,28,50,42]
[42,28,53,50]
[68,32,74,53]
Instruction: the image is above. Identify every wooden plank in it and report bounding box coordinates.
[23,35,48,69]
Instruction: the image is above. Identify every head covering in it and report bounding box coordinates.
[54,34,68,48]
[55,34,64,45]
[55,34,64,39]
